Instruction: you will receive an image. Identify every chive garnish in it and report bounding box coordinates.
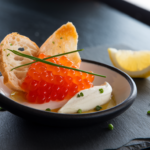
[10,49,83,71]
[99,88,104,93]
[108,124,114,130]
[1,44,3,46]
[147,110,150,115]
[77,109,82,113]
[60,37,63,39]
[77,92,84,98]
[95,105,102,111]
[45,108,51,111]
[7,53,10,57]
[77,94,80,98]
[0,107,5,111]
[10,43,12,46]
[7,49,106,78]
[80,92,84,97]
[52,41,55,44]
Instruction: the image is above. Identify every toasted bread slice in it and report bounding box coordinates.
[0,33,40,91]
[40,22,81,68]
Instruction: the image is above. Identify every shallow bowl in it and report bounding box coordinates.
[0,59,137,126]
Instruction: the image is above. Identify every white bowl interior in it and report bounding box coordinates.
[0,61,131,110]
[80,62,131,105]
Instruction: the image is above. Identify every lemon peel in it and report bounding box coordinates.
[108,48,150,78]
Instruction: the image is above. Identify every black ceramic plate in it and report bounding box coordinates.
[0,60,137,126]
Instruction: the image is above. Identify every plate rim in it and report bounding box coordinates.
[0,59,137,119]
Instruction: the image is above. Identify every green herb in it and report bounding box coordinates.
[80,92,84,97]
[52,41,55,44]
[45,108,51,111]
[0,107,5,111]
[1,44,3,46]
[77,94,80,98]
[11,49,83,70]
[77,109,82,113]
[95,105,102,111]
[10,43,13,46]
[7,53,10,57]
[99,88,104,93]
[77,92,84,98]
[7,49,106,78]
[4,49,6,51]
[60,37,63,39]
[147,110,150,115]
[108,124,114,130]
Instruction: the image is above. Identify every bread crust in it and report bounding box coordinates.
[0,23,81,92]
[0,32,40,91]
[40,22,81,68]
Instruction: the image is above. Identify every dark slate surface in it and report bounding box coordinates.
[0,1,150,150]
[0,0,150,49]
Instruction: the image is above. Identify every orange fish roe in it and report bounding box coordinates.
[21,54,94,104]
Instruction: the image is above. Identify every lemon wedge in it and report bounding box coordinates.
[108,48,150,78]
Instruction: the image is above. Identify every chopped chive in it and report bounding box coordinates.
[10,43,13,46]
[108,124,114,130]
[77,92,84,97]
[7,53,10,57]
[80,92,84,97]
[60,37,63,39]
[52,41,55,44]
[45,108,51,111]
[147,110,150,115]
[4,49,6,51]
[0,107,5,111]
[95,105,102,111]
[77,109,82,113]
[77,94,80,98]
[7,49,106,78]
[99,88,104,93]
[1,44,3,46]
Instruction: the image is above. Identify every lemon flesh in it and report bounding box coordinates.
[108,48,150,78]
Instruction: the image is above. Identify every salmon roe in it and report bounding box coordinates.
[21,54,94,104]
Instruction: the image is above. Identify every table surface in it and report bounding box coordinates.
[0,0,150,150]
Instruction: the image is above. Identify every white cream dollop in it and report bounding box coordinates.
[58,82,112,114]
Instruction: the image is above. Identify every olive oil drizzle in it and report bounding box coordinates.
[10,91,116,114]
